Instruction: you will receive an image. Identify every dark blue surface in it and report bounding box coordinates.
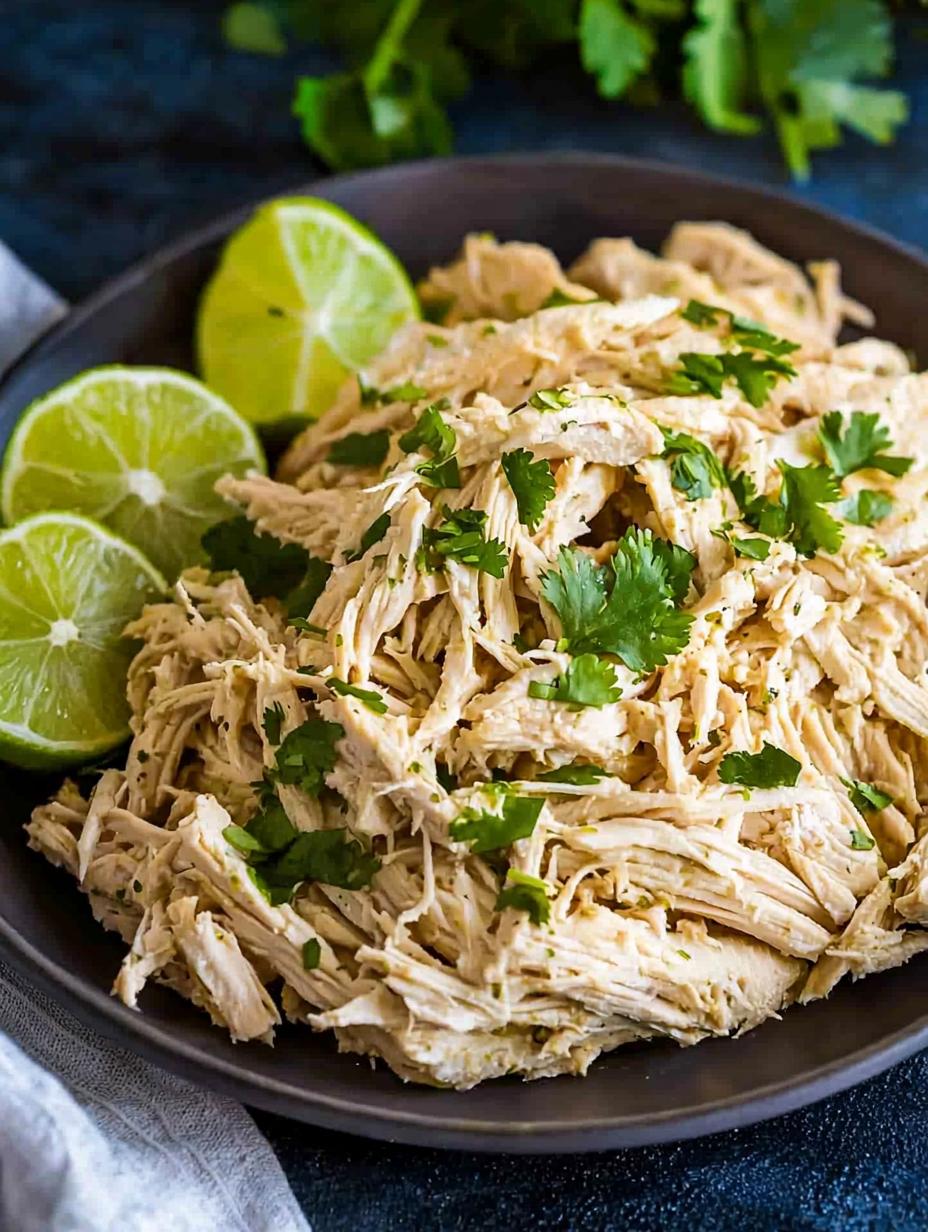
[2,4,928,1229]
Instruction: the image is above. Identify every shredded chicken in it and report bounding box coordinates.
[28,223,928,1089]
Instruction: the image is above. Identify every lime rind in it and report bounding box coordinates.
[0,511,165,768]
[0,365,266,579]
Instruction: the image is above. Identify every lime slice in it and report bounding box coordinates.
[197,196,419,424]
[0,513,165,768]
[1,366,265,579]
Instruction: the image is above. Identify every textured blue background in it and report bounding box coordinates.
[3,3,928,1229]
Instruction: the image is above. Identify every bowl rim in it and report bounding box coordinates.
[3,150,928,1152]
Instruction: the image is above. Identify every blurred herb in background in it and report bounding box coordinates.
[222,0,914,180]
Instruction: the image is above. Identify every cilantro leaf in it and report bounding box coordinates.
[667,350,795,407]
[450,795,544,853]
[528,387,573,411]
[347,513,391,562]
[579,0,654,100]
[722,351,797,407]
[718,742,801,788]
[730,536,771,561]
[536,762,611,786]
[329,677,389,714]
[418,506,508,577]
[247,797,298,853]
[501,448,556,532]
[262,702,285,746]
[286,556,333,618]
[528,654,622,708]
[268,718,344,798]
[495,869,552,925]
[778,462,844,556]
[665,352,725,398]
[661,428,726,500]
[327,430,391,467]
[202,516,311,600]
[727,470,788,538]
[818,411,913,479]
[681,299,725,326]
[838,489,893,527]
[729,317,799,358]
[302,938,322,970]
[399,399,461,488]
[682,0,760,136]
[541,529,695,673]
[843,777,893,813]
[264,827,380,892]
[360,378,428,407]
[223,824,267,856]
[849,828,876,852]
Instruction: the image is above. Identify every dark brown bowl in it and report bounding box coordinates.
[1,154,927,1153]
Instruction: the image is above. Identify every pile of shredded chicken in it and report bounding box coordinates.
[28,223,928,1089]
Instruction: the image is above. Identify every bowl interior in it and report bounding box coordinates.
[1,155,926,1151]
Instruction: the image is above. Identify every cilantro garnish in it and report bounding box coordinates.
[418,506,508,577]
[818,411,913,479]
[265,828,380,892]
[495,869,551,926]
[849,828,876,852]
[347,513,391,562]
[843,778,893,814]
[666,350,796,407]
[266,717,344,798]
[541,529,695,674]
[718,742,801,788]
[660,428,726,501]
[528,387,573,411]
[681,301,799,358]
[202,516,312,600]
[286,557,333,617]
[302,938,322,970]
[399,399,461,489]
[681,300,724,327]
[359,378,427,407]
[536,763,610,786]
[528,654,622,708]
[501,448,555,532]
[730,536,772,561]
[327,429,391,467]
[329,677,388,714]
[262,702,285,745]
[728,464,843,556]
[450,795,544,853]
[838,489,893,527]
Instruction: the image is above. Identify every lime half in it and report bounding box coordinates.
[197,196,419,424]
[1,366,265,579]
[0,513,165,768]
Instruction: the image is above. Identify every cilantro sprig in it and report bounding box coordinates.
[681,301,800,359]
[528,654,622,708]
[536,762,610,786]
[843,778,893,814]
[501,448,555,533]
[418,506,508,577]
[450,795,544,853]
[728,463,843,557]
[718,742,801,789]
[327,429,391,467]
[495,868,551,926]
[399,398,461,489]
[541,528,695,674]
[202,516,332,612]
[660,428,726,501]
[666,349,797,408]
[818,411,913,479]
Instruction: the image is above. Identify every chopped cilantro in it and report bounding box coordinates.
[501,448,556,532]
[818,411,913,479]
[681,299,724,327]
[290,618,326,636]
[667,350,796,407]
[399,399,460,489]
[496,869,551,926]
[839,489,894,527]
[202,516,311,600]
[528,387,573,411]
[262,828,380,896]
[347,513,391,562]
[660,428,726,500]
[536,762,610,786]
[850,828,876,852]
[267,717,344,798]
[528,654,622,708]
[541,528,695,673]
[681,301,799,359]
[450,795,544,853]
[360,379,427,407]
[287,557,333,617]
[247,796,299,852]
[730,536,771,560]
[418,506,508,577]
[327,429,390,467]
[262,702,285,746]
[665,352,725,399]
[778,462,843,556]
[843,778,893,813]
[329,677,389,715]
[718,742,801,788]
[223,824,267,855]
[302,938,322,970]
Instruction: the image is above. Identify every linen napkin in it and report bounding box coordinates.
[0,240,311,1232]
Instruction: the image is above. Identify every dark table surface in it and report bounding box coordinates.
[3,3,928,1229]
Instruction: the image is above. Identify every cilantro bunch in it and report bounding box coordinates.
[222,0,911,180]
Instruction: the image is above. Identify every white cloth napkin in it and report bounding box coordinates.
[0,241,311,1232]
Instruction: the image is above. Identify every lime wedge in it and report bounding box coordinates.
[0,513,165,768]
[1,366,265,579]
[197,196,419,424]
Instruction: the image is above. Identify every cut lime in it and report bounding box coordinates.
[1,366,265,579]
[0,513,165,768]
[197,196,419,425]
